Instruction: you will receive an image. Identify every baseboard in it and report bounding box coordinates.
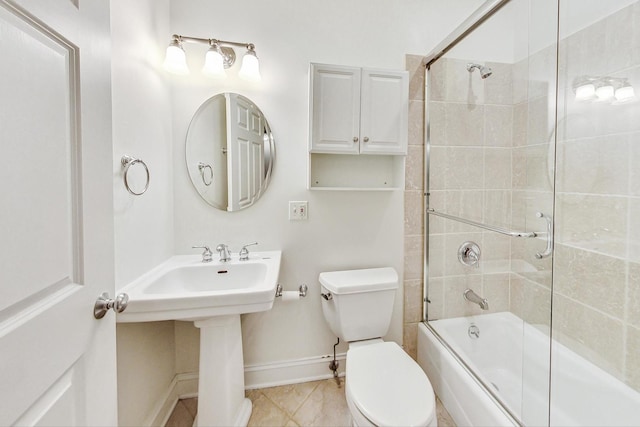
[145,372,199,427]
[146,354,346,426]
[244,352,346,389]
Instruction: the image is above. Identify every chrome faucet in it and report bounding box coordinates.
[238,242,258,261]
[216,243,231,262]
[463,288,489,310]
[192,245,213,263]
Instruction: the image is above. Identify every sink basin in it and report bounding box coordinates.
[116,250,281,322]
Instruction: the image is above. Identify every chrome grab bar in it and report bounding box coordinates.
[427,209,537,238]
[535,212,553,259]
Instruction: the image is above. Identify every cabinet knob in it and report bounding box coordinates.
[353,137,359,143]
[363,137,369,142]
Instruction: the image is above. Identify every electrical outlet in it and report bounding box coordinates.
[289,201,308,220]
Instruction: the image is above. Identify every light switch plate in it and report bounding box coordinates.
[289,201,308,220]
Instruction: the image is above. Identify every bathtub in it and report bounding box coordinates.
[418,311,640,427]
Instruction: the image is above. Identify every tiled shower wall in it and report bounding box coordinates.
[426,56,517,322]
[403,54,427,360]
[416,2,640,394]
[553,3,640,391]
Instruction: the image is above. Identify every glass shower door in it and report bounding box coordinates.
[425,0,558,424]
[551,1,640,425]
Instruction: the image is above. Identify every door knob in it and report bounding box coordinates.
[94,292,129,319]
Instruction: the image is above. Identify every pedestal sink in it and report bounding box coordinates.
[117,251,281,426]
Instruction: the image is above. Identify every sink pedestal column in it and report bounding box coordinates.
[194,314,252,427]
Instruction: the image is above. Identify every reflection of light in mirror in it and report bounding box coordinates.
[575,83,595,101]
[573,76,635,104]
[595,84,614,101]
[615,85,635,102]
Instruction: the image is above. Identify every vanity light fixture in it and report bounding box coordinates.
[573,76,635,104]
[163,34,261,82]
[615,79,636,103]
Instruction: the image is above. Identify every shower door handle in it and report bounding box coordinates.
[535,212,553,259]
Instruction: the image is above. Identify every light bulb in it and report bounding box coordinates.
[202,47,226,78]
[595,84,614,101]
[575,83,595,101]
[163,41,189,75]
[615,84,635,102]
[239,49,261,82]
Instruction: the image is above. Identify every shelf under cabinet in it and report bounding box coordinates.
[309,153,404,191]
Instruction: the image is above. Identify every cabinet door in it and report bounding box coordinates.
[360,69,408,155]
[310,63,361,154]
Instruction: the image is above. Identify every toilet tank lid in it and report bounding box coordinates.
[319,267,398,294]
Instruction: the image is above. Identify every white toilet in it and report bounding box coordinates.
[320,267,437,427]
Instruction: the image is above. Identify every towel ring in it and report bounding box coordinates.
[121,155,150,196]
[198,162,213,186]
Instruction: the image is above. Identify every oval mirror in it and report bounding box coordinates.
[185,93,274,211]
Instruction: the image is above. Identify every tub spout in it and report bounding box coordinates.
[463,288,489,310]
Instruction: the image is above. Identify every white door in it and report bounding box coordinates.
[309,63,361,154]
[226,93,264,212]
[0,0,116,425]
[360,68,409,155]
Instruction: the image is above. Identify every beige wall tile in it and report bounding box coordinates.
[484,148,512,190]
[482,273,510,313]
[405,144,424,191]
[404,190,424,236]
[404,279,423,323]
[484,62,513,106]
[409,100,425,146]
[484,190,512,229]
[628,262,640,329]
[484,105,513,147]
[404,234,424,281]
[444,190,484,233]
[441,147,485,190]
[427,277,444,321]
[554,244,626,319]
[428,234,445,278]
[407,54,425,101]
[626,325,640,393]
[443,275,484,318]
[445,103,485,146]
[428,101,446,146]
[509,274,551,326]
[403,321,419,360]
[555,194,627,258]
[630,199,640,263]
[512,102,528,147]
[512,144,552,191]
[556,135,629,195]
[553,294,624,379]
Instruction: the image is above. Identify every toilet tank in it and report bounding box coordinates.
[319,267,398,342]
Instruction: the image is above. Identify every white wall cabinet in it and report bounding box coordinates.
[309,63,408,190]
[310,63,408,155]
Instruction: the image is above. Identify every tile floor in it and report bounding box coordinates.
[165,378,456,427]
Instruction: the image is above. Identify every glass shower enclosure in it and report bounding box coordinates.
[423,0,640,425]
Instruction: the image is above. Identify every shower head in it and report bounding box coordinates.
[467,63,493,79]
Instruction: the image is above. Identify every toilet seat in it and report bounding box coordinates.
[346,341,436,427]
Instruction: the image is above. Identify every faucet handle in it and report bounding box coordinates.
[192,245,213,263]
[239,242,258,261]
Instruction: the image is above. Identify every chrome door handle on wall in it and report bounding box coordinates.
[535,212,553,259]
[94,292,129,319]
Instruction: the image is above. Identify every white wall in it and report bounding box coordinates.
[167,0,481,374]
[110,0,483,423]
[110,0,175,425]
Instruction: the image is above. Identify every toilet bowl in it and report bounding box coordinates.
[319,268,437,427]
